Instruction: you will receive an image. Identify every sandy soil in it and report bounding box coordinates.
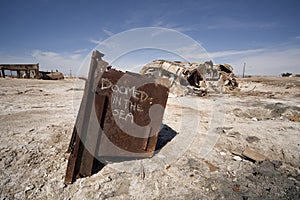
[0,76,299,199]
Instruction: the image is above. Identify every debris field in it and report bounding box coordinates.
[0,73,299,199]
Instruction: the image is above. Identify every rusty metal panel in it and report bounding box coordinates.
[65,50,169,183]
[95,69,169,158]
[65,51,107,183]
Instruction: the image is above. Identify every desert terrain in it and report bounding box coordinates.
[0,76,299,199]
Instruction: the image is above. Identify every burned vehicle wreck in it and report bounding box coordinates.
[140,60,213,96]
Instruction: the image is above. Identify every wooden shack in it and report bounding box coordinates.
[0,64,39,79]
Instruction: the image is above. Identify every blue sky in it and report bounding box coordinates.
[1,0,300,76]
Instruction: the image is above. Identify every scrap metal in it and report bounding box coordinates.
[65,51,169,183]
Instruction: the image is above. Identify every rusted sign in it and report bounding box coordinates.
[95,69,169,157]
[65,50,169,183]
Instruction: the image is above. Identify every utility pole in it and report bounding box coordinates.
[70,69,72,77]
[242,62,246,78]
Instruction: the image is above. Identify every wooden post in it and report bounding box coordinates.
[26,70,29,79]
[36,64,39,79]
[242,62,246,78]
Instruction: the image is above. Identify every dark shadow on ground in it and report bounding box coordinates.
[155,124,178,151]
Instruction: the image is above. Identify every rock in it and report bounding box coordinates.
[58,182,66,189]
[25,185,35,192]
[220,152,226,156]
[242,147,266,162]
[3,147,11,152]
[216,127,233,133]
[211,184,217,191]
[105,176,112,183]
[165,164,171,169]
[252,117,258,121]
[232,184,240,192]
[233,155,242,161]
[94,183,100,190]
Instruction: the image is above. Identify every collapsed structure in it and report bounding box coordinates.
[140,60,238,96]
[215,64,239,92]
[0,63,64,80]
[140,60,213,96]
[0,64,39,79]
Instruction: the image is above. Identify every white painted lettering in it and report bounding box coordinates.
[101,78,112,90]
[112,109,119,116]
[137,104,143,112]
[127,86,136,97]
[112,109,134,123]
[111,85,119,93]
[112,94,122,106]
[119,109,126,120]
[125,112,134,123]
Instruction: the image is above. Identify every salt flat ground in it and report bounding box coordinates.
[0,77,299,199]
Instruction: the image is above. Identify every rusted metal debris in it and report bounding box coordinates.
[65,50,169,184]
[0,64,39,79]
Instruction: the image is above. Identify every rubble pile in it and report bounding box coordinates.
[216,64,239,92]
[140,60,212,96]
[140,60,239,96]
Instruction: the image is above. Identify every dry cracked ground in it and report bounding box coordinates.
[0,76,299,199]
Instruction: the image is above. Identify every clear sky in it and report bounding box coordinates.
[1,0,300,76]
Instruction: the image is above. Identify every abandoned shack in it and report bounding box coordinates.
[0,64,39,79]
